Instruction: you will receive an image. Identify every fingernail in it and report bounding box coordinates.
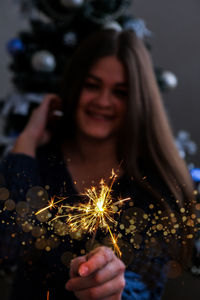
[79,265,89,277]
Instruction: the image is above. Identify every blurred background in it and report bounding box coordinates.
[1,0,200,159]
[0,0,199,299]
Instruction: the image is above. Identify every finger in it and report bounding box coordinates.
[74,274,125,300]
[102,293,122,300]
[34,94,57,119]
[32,95,60,127]
[92,258,125,285]
[39,94,53,109]
[75,292,122,300]
[66,273,94,291]
[78,246,114,277]
[104,295,122,300]
[70,255,87,278]
[67,259,125,291]
[42,94,58,106]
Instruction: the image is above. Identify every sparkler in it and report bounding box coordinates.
[36,170,130,256]
[35,196,66,215]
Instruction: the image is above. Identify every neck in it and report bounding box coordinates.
[62,135,122,192]
[71,134,118,165]
[64,136,119,168]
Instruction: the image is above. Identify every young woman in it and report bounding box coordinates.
[0,29,194,300]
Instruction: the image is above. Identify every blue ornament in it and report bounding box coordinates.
[7,38,25,55]
[190,168,200,182]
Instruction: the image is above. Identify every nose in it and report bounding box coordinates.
[95,88,112,107]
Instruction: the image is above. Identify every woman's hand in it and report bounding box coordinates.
[12,94,61,157]
[66,246,126,300]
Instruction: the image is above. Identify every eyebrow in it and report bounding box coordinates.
[86,74,128,88]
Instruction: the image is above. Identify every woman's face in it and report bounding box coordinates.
[76,55,128,141]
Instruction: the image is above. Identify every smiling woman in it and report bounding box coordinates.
[0,29,195,300]
[76,56,127,140]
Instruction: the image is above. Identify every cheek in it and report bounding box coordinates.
[117,102,127,120]
[76,96,87,119]
[78,90,93,107]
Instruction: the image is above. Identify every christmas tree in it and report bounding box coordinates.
[0,0,178,153]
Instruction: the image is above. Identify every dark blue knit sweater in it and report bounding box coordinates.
[0,145,169,300]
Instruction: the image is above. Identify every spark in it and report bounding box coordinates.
[47,291,49,300]
[51,170,130,256]
[35,196,66,215]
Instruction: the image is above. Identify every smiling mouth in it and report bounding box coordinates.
[86,110,114,121]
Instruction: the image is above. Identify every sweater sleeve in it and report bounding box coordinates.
[0,153,41,202]
[0,153,41,267]
[122,256,167,300]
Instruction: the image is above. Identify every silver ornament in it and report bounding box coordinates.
[31,50,56,72]
[175,130,197,159]
[161,71,178,90]
[124,18,152,39]
[60,0,84,8]
[103,21,122,32]
[84,0,130,24]
[63,32,78,47]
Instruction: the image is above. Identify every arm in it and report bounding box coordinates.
[0,95,60,266]
[1,94,62,199]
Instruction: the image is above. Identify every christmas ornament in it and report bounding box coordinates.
[60,0,84,8]
[84,0,130,24]
[86,0,130,15]
[103,21,122,31]
[175,130,197,159]
[33,0,82,24]
[63,31,78,47]
[160,70,178,91]
[7,38,25,56]
[123,18,152,39]
[190,168,200,183]
[31,50,56,72]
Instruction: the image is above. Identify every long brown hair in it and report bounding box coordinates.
[60,29,195,265]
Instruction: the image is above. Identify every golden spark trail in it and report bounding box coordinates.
[107,225,121,257]
[47,291,49,300]
[50,170,130,256]
[35,196,66,215]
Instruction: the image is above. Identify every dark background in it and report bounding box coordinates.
[133,0,200,166]
[0,0,199,299]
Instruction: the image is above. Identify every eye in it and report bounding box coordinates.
[83,81,99,91]
[113,89,128,99]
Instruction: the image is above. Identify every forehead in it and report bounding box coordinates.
[88,55,127,84]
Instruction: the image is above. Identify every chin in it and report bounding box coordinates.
[81,129,114,141]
